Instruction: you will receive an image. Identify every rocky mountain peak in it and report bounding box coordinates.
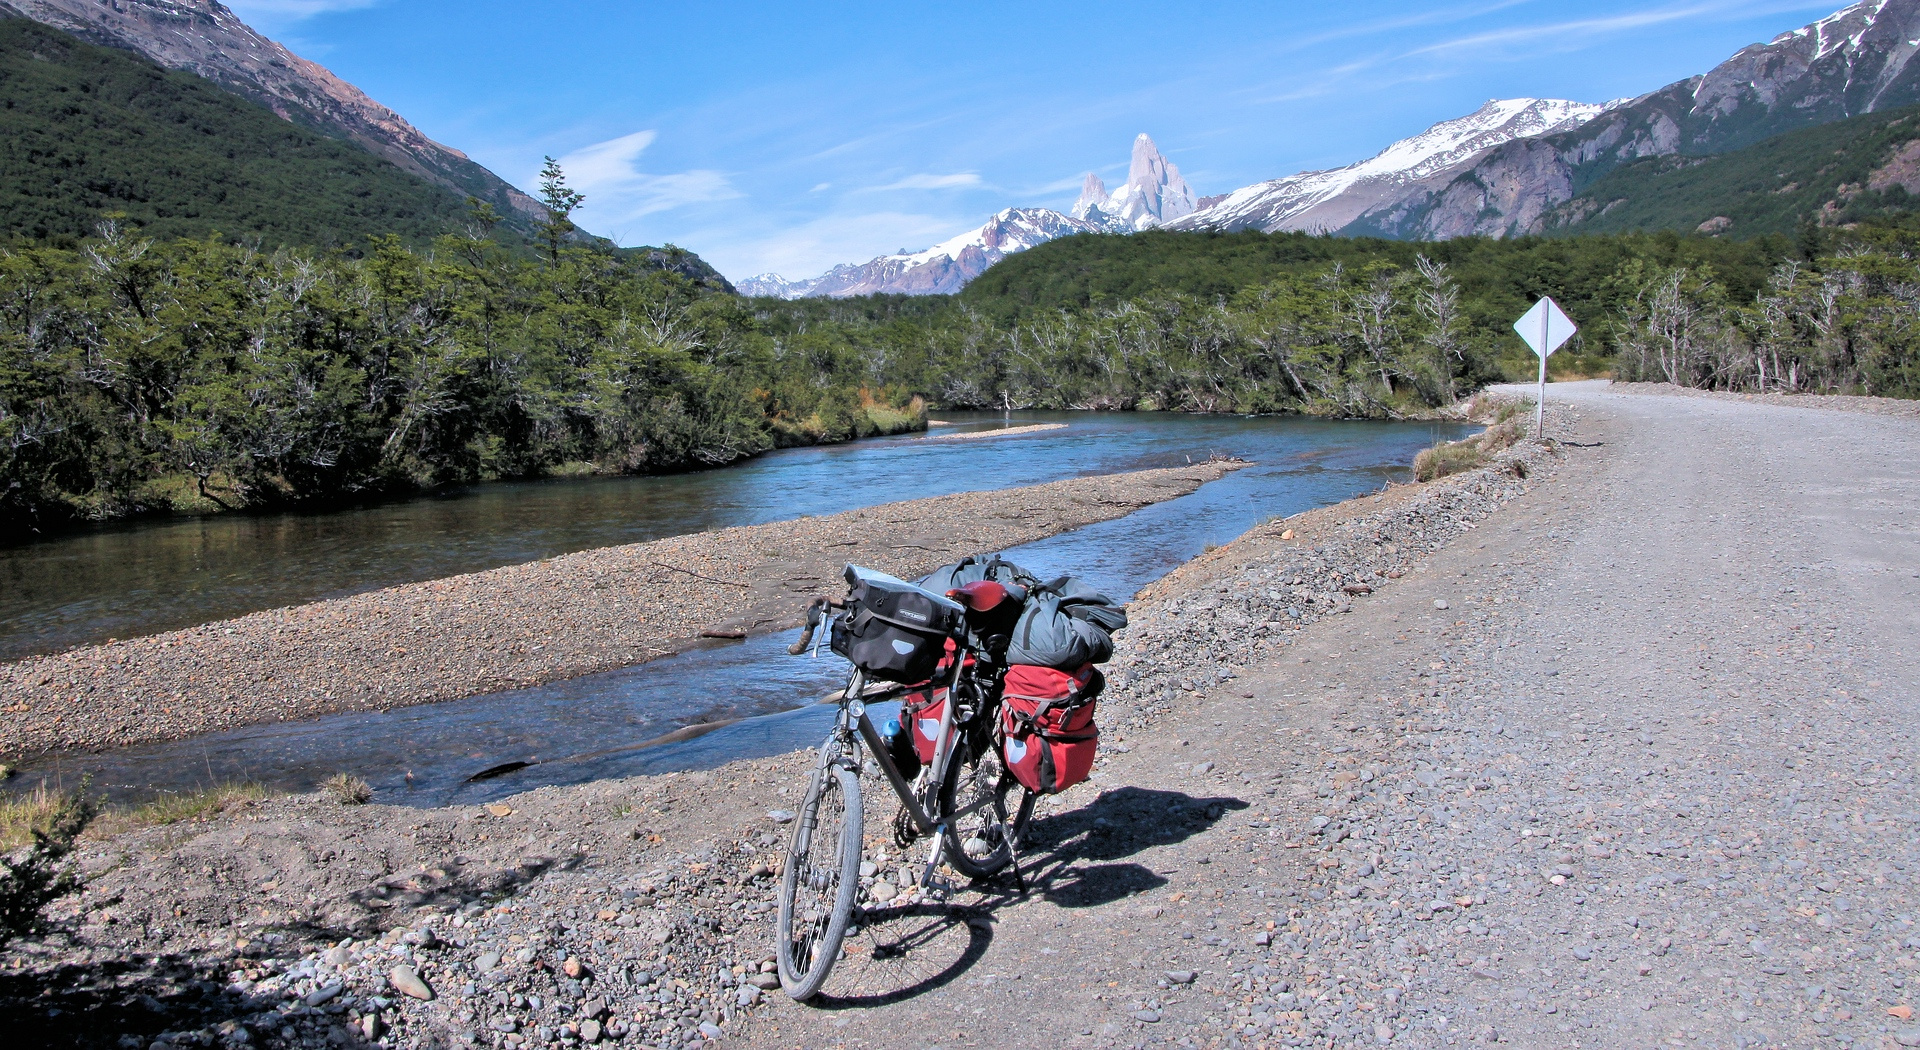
[1073,133,1196,231]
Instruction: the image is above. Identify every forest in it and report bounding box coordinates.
[6,199,1920,536]
[0,212,919,536]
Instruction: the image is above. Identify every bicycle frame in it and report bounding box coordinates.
[817,652,982,890]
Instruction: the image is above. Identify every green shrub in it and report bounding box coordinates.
[0,782,98,952]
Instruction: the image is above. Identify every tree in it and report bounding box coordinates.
[536,157,586,264]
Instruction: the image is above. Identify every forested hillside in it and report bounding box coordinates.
[1547,103,1920,239]
[0,17,480,248]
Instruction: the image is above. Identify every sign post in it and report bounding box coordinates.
[1512,297,1577,438]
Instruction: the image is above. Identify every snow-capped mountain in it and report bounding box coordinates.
[742,208,1098,299]
[1169,99,1607,234]
[1073,134,1197,231]
[1354,0,1920,239]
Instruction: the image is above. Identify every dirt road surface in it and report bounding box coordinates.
[744,382,1920,1049]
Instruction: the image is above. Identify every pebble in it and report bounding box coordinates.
[1133,1009,1162,1023]
[768,809,796,824]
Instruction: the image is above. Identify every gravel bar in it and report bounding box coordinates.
[0,461,1241,761]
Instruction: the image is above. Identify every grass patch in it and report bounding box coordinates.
[87,782,268,839]
[0,784,80,852]
[1414,416,1530,482]
[322,773,373,806]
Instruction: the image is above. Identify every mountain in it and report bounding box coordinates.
[1349,0,1920,239]
[1540,101,1920,238]
[0,14,481,246]
[1072,134,1196,231]
[1,0,542,228]
[1169,99,1608,234]
[746,135,1196,298]
[741,208,1097,298]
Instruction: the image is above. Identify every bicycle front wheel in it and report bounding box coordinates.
[939,739,1037,880]
[776,764,863,1000]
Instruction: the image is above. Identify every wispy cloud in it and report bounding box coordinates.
[225,0,382,22]
[867,173,983,191]
[1409,0,1828,58]
[555,131,740,226]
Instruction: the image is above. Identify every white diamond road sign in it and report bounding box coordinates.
[1513,297,1577,437]
[1514,296,1577,359]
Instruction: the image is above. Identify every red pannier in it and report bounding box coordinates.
[1000,662,1103,794]
[901,643,969,765]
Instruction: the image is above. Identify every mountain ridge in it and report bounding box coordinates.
[1344,0,1920,238]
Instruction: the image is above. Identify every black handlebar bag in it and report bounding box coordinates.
[830,565,966,683]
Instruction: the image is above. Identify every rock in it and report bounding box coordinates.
[581,998,608,1020]
[699,1022,725,1039]
[869,881,898,902]
[859,861,877,878]
[1281,529,1295,540]
[737,985,761,1008]
[361,1016,382,1041]
[321,946,352,967]
[1571,946,1592,961]
[1193,761,1215,774]
[563,957,586,979]
[1253,931,1272,946]
[1133,1009,1162,1023]
[1434,600,1450,611]
[476,950,502,972]
[749,973,780,990]
[1165,970,1196,984]
[1895,1031,1920,1048]
[1894,1006,1916,1021]
[303,983,343,1007]
[579,1019,602,1044]
[768,810,796,824]
[388,965,434,1001]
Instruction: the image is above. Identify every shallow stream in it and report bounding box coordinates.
[6,412,1469,805]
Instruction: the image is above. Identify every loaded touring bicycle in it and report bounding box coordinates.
[773,560,1124,1000]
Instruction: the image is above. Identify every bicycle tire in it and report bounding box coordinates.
[938,738,1037,880]
[775,764,863,1000]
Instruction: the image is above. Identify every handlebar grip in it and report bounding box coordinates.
[788,597,828,656]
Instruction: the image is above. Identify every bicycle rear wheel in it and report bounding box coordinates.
[938,738,1036,880]
[776,764,863,1000]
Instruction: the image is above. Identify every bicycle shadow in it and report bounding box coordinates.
[809,786,1244,1008]
[1013,785,1248,907]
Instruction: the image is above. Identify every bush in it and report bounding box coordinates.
[0,782,98,952]
[323,774,373,806]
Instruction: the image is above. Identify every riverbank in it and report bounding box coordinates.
[0,416,1565,1049]
[0,462,1241,763]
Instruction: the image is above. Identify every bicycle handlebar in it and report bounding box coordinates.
[787,596,842,656]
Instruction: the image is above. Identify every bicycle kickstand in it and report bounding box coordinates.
[919,824,949,894]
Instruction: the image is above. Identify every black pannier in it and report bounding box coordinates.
[830,565,966,683]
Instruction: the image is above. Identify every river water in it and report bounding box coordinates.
[6,412,1468,805]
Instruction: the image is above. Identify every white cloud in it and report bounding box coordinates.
[553,131,740,226]
[867,172,983,191]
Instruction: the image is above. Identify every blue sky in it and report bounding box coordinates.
[230,0,1847,281]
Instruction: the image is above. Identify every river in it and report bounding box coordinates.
[5,411,1469,804]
